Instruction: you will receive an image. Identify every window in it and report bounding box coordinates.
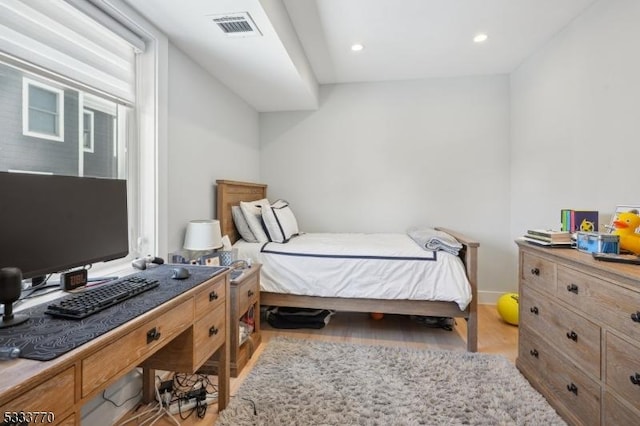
[22,78,64,141]
[83,110,94,153]
[1,0,164,272]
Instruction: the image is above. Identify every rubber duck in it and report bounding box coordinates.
[612,210,640,255]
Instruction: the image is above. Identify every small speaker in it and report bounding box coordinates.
[0,267,29,328]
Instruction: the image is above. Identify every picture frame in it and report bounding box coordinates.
[606,204,640,234]
[199,252,221,267]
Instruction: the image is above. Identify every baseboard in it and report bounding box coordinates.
[478,290,508,305]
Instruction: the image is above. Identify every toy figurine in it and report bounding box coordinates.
[612,210,640,255]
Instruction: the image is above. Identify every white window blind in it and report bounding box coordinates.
[0,0,144,104]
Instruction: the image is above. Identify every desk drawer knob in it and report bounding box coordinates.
[247,289,254,298]
[209,291,218,301]
[209,326,219,337]
[567,383,578,395]
[146,327,161,344]
[530,306,539,315]
[566,331,578,342]
[567,284,579,294]
[529,349,539,358]
[631,312,640,323]
[530,268,540,276]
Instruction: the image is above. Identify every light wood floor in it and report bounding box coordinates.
[120,304,517,425]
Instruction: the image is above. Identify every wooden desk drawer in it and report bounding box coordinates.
[0,366,74,421]
[519,325,600,426]
[81,299,193,398]
[194,303,226,368]
[521,252,556,294]
[521,285,600,378]
[195,276,226,319]
[557,266,640,343]
[606,333,640,407]
[233,274,259,319]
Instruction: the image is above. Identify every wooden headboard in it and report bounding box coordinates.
[216,180,267,244]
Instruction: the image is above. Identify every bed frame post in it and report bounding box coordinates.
[435,227,479,352]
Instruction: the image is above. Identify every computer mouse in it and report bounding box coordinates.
[171,267,190,280]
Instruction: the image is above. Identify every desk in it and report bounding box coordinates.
[0,270,230,425]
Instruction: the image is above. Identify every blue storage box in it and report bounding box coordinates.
[576,231,619,254]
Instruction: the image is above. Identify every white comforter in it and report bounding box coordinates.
[233,232,472,310]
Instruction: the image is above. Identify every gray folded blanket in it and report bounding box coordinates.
[407,226,462,256]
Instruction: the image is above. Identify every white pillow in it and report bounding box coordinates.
[239,198,270,243]
[262,199,299,243]
[231,206,257,242]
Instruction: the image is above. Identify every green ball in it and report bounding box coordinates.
[497,292,519,325]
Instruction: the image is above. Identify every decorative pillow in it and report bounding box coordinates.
[239,198,270,243]
[231,206,257,242]
[262,199,299,243]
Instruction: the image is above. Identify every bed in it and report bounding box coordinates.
[216,179,479,351]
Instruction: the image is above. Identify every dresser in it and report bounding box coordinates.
[516,241,640,425]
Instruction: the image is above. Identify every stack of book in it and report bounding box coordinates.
[524,229,573,246]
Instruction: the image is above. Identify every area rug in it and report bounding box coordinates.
[216,337,565,425]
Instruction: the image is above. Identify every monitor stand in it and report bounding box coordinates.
[0,267,29,328]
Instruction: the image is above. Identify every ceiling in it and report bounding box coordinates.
[122,0,599,112]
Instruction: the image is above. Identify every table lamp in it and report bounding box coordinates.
[183,219,223,260]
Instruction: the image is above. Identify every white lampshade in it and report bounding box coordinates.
[183,219,223,251]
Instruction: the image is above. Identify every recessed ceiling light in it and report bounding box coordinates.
[351,43,364,52]
[473,33,488,43]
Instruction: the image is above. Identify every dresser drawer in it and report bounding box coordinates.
[557,266,640,343]
[0,367,74,421]
[232,273,259,320]
[603,391,640,425]
[194,303,226,368]
[521,252,556,295]
[521,285,601,378]
[195,276,226,319]
[81,299,193,398]
[606,332,640,408]
[519,325,601,426]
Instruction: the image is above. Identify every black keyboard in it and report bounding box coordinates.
[45,276,160,320]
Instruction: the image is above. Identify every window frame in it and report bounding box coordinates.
[22,77,65,142]
[82,109,95,153]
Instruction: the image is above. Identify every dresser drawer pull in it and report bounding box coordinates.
[529,349,539,358]
[530,268,540,276]
[146,327,161,344]
[566,331,578,342]
[209,291,219,301]
[530,306,539,315]
[209,326,219,337]
[567,383,578,395]
[631,312,640,323]
[630,373,640,386]
[566,284,579,294]
[248,289,254,298]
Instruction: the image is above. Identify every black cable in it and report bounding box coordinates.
[241,397,257,415]
[102,387,142,408]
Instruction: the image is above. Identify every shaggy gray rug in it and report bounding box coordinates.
[216,337,565,425]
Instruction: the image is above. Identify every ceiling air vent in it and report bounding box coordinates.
[211,12,262,37]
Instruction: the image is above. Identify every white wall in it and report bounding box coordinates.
[260,76,513,301]
[510,0,640,247]
[167,44,261,253]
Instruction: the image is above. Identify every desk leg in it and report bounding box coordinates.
[218,292,231,410]
[142,367,156,404]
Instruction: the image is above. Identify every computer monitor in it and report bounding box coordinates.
[0,172,129,283]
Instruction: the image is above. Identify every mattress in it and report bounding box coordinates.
[233,232,471,310]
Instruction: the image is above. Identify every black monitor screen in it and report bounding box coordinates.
[0,172,129,279]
